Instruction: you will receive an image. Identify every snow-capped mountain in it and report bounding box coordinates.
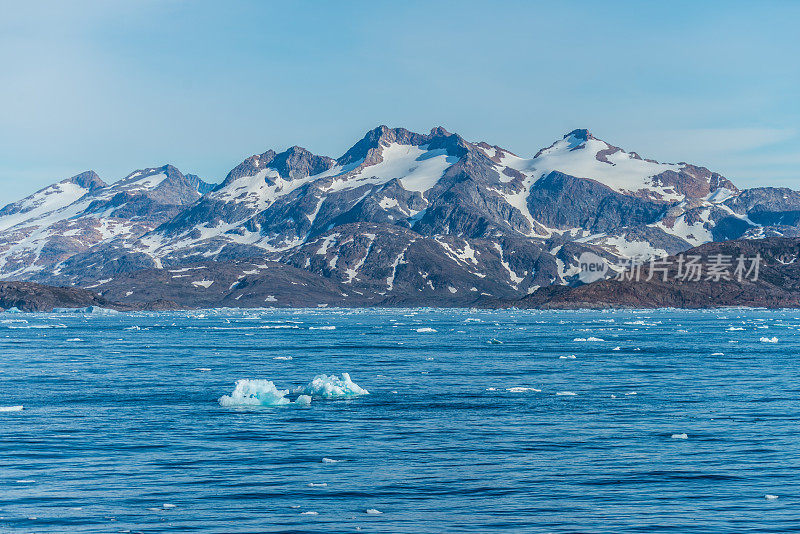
[0,165,211,277]
[1,125,798,307]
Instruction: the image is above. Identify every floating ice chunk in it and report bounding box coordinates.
[559,355,576,359]
[416,327,437,333]
[612,346,621,351]
[671,433,688,439]
[293,373,369,399]
[556,391,577,396]
[219,380,291,407]
[0,405,23,412]
[322,457,341,463]
[308,482,327,487]
[507,387,541,393]
[365,509,383,515]
[219,374,368,407]
[765,494,779,500]
[486,387,497,391]
[760,337,778,343]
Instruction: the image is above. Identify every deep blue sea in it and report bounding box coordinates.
[1,308,799,533]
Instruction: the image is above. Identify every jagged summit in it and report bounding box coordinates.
[66,170,107,191]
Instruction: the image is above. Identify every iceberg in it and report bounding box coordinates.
[219,373,368,407]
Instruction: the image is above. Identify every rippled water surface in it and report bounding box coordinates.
[1,308,799,533]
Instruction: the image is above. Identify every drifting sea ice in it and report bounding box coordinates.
[219,373,368,407]
[760,337,778,343]
[0,405,23,412]
[671,433,689,439]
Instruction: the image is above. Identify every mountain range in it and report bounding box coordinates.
[2,125,799,308]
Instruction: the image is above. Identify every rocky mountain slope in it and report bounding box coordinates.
[0,281,129,312]
[519,237,800,309]
[2,126,799,308]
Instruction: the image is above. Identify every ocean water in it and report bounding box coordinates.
[1,308,799,533]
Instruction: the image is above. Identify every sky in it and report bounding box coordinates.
[0,0,798,204]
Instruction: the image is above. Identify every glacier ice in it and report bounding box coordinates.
[219,373,368,407]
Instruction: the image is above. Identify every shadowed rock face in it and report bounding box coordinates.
[0,281,121,312]
[527,171,666,232]
[2,126,800,308]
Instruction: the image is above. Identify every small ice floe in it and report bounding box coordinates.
[273,356,293,360]
[612,346,621,351]
[556,391,577,396]
[162,503,176,509]
[760,337,779,343]
[301,511,319,515]
[671,433,688,439]
[765,494,779,500]
[307,482,327,487]
[559,355,576,359]
[416,327,437,333]
[506,387,541,393]
[219,373,368,407]
[486,387,497,391]
[487,338,503,344]
[0,405,23,412]
[322,457,341,463]
[365,509,383,515]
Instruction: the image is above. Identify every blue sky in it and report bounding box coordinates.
[0,0,798,203]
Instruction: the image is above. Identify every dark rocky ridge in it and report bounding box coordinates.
[519,238,800,309]
[0,281,128,312]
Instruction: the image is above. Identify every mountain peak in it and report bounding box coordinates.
[64,170,107,191]
[564,128,594,142]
